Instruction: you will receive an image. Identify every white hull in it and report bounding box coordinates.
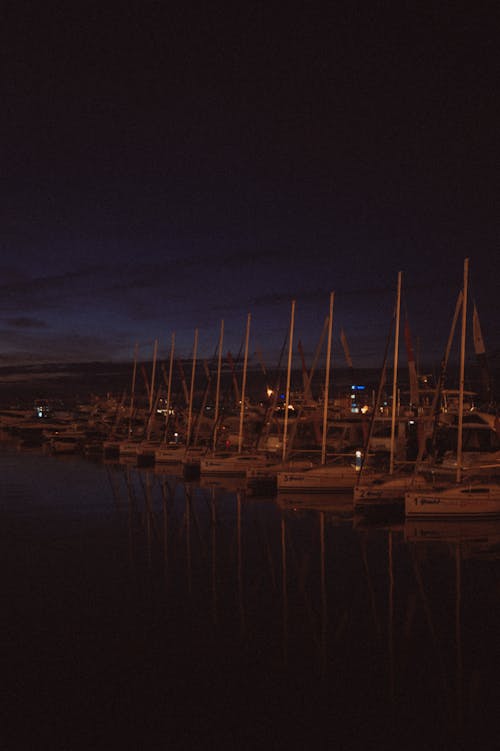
[200,452,271,477]
[155,445,186,464]
[405,482,500,518]
[277,463,360,493]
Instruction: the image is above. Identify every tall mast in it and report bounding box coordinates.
[213,319,224,452]
[457,258,469,484]
[389,272,402,475]
[282,300,296,462]
[149,338,158,413]
[164,332,175,440]
[128,342,138,437]
[186,329,198,447]
[238,313,251,454]
[321,291,335,466]
[145,338,159,440]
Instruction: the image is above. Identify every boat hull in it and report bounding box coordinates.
[405,483,500,518]
[200,453,271,477]
[277,466,359,494]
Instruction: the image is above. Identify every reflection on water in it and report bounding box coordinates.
[2,446,500,749]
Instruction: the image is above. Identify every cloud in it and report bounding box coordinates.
[0,327,131,365]
[5,316,48,329]
[0,248,291,324]
[0,264,116,315]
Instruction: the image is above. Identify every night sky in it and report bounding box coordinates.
[1,3,498,370]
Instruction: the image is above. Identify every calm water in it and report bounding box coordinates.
[2,444,500,750]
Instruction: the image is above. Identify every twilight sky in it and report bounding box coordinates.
[1,3,498,370]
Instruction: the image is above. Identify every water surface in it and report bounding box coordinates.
[2,445,499,749]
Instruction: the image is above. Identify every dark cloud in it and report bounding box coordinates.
[5,316,48,329]
[0,265,115,315]
[0,328,131,365]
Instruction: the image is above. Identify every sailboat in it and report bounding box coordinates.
[248,309,331,494]
[276,293,368,494]
[405,478,500,518]
[433,410,500,478]
[199,314,271,477]
[354,272,402,509]
[353,272,432,511]
[405,258,500,518]
[155,333,187,466]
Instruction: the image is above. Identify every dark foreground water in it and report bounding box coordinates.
[2,446,500,750]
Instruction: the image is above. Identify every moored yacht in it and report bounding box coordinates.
[247,454,317,494]
[405,480,500,518]
[277,454,364,494]
[200,451,272,477]
[405,259,500,519]
[155,443,186,465]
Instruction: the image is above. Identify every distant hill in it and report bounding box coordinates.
[0,359,497,409]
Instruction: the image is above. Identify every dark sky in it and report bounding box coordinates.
[1,3,498,370]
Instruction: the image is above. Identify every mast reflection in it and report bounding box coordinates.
[110,468,500,747]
